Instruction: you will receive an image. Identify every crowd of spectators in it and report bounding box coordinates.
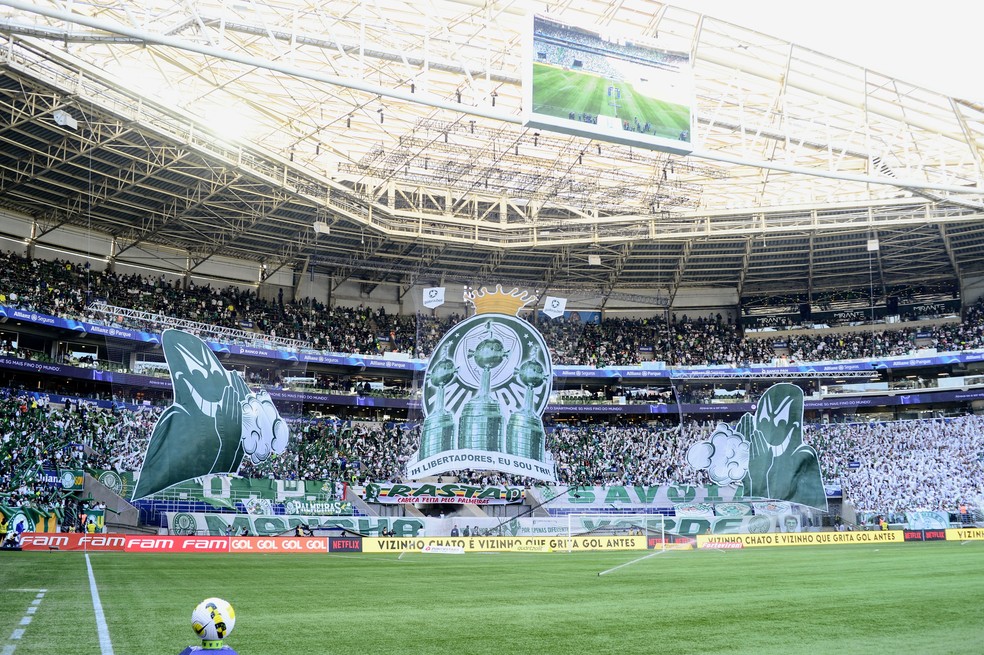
[774,313,984,362]
[0,390,154,511]
[0,390,64,510]
[2,248,984,520]
[0,250,450,357]
[536,314,777,366]
[241,419,418,487]
[806,415,984,513]
[534,19,687,71]
[3,378,982,518]
[1,250,984,373]
[546,420,701,488]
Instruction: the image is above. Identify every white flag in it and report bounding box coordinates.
[542,295,567,319]
[422,287,446,309]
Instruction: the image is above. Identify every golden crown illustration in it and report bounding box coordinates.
[465,285,536,316]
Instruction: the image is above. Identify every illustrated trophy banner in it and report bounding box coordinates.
[131,329,290,499]
[408,286,556,482]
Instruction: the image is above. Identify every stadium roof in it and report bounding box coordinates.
[0,0,983,304]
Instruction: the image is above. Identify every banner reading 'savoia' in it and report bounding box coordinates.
[534,484,750,508]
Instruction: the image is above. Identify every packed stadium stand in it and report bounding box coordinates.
[2,264,984,530]
[1,0,984,545]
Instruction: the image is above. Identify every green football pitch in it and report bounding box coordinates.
[2,542,982,654]
[532,62,690,141]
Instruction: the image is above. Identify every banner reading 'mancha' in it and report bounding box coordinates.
[408,286,556,482]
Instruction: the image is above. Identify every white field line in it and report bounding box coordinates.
[598,548,667,576]
[85,554,115,655]
[3,589,48,654]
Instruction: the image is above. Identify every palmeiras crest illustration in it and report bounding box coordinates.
[407,286,556,482]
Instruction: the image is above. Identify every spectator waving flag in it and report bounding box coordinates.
[422,287,445,309]
[542,295,567,319]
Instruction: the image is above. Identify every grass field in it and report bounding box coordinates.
[2,542,983,654]
[531,62,690,140]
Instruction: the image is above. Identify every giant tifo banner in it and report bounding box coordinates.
[362,482,525,505]
[685,383,827,509]
[407,286,556,482]
[407,384,827,510]
[128,329,291,500]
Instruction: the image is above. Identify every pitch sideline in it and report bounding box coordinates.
[85,554,115,655]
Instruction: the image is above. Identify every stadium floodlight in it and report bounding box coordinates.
[588,254,602,266]
[866,239,880,251]
[313,221,330,235]
[52,109,78,130]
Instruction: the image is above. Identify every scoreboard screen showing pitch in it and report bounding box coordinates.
[524,13,694,155]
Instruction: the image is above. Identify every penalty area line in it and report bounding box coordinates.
[85,554,114,655]
[598,549,667,576]
[3,589,48,655]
